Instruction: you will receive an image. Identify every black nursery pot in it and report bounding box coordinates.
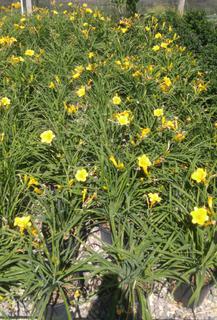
[99,225,112,245]
[45,303,72,320]
[173,281,214,308]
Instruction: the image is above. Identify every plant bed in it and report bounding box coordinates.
[0,2,217,319]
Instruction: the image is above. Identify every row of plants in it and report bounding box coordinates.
[0,2,216,319]
[161,10,217,97]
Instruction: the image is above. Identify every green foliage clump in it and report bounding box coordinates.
[162,10,217,96]
[112,0,140,15]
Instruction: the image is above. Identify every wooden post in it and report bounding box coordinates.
[20,0,24,14]
[26,0,33,14]
[178,0,186,16]
[20,0,33,15]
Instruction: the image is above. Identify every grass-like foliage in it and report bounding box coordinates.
[0,2,216,319]
[162,10,217,96]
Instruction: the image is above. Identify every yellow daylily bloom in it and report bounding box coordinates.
[174,132,186,142]
[190,207,209,226]
[109,155,124,170]
[112,94,122,105]
[64,102,78,114]
[140,127,150,139]
[82,188,87,202]
[0,97,10,108]
[161,117,178,131]
[76,85,86,97]
[191,168,207,184]
[160,76,172,92]
[28,176,39,188]
[153,108,164,117]
[208,196,213,211]
[152,45,160,51]
[0,133,5,142]
[114,110,133,126]
[74,290,80,299]
[137,154,152,175]
[8,55,24,64]
[40,130,55,144]
[148,193,162,207]
[88,52,95,59]
[48,81,55,89]
[75,169,88,182]
[14,215,32,234]
[24,49,35,56]
[155,32,162,39]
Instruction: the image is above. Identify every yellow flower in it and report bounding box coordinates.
[137,154,152,175]
[174,132,185,142]
[0,36,17,46]
[8,55,24,64]
[74,290,80,299]
[48,81,55,89]
[11,2,21,9]
[67,179,74,187]
[82,188,87,202]
[140,127,150,138]
[54,75,60,84]
[148,193,162,207]
[160,42,169,49]
[194,79,207,93]
[119,27,129,33]
[85,8,93,14]
[24,49,35,57]
[30,226,38,237]
[33,187,43,195]
[27,176,39,188]
[86,63,94,71]
[83,192,97,207]
[76,86,86,97]
[132,70,142,77]
[191,168,207,184]
[152,45,160,51]
[163,76,172,87]
[112,94,122,105]
[64,102,78,114]
[114,110,133,126]
[160,76,172,92]
[153,108,164,117]
[88,52,95,59]
[0,97,10,108]
[197,82,207,92]
[208,196,213,211]
[109,155,124,170]
[190,207,209,226]
[0,133,5,142]
[75,169,88,182]
[155,32,162,39]
[161,117,178,131]
[14,215,32,234]
[14,23,25,30]
[40,130,55,144]
[72,65,84,79]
